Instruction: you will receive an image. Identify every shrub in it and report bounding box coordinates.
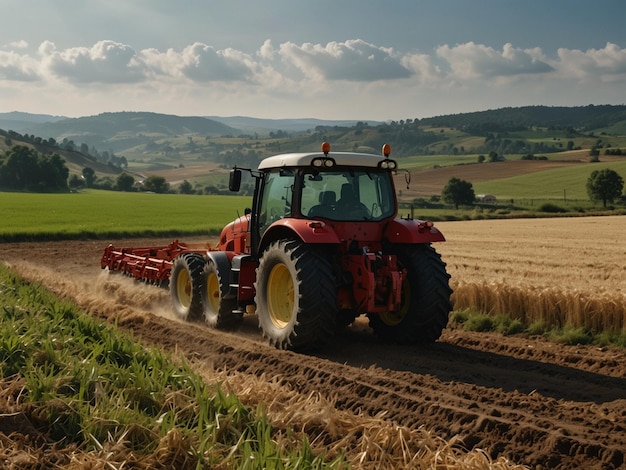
[549,324,592,345]
[537,203,567,213]
[495,317,525,336]
[464,314,495,332]
[527,320,548,336]
[451,310,470,324]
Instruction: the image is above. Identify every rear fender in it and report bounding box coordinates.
[384,219,446,244]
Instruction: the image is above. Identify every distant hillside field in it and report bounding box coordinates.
[395,153,626,200]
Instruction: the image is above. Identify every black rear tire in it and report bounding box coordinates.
[368,244,452,343]
[255,239,336,350]
[202,255,240,329]
[170,253,206,321]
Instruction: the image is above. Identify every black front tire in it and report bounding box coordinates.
[255,240,336,350]
[368,244,452,343]
[170,253,206,321]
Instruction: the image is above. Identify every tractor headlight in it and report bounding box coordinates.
[312,157,335,168]
[379,159,397,170]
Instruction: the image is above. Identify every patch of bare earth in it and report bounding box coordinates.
[1,239,625,469]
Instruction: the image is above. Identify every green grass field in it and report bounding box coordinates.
[0,190,250,240]
[473,160,626,199]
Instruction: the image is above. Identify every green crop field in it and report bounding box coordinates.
[473,160,626,199]
[0,190,251,240]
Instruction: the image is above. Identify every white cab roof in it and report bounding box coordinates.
[258,151,386,170]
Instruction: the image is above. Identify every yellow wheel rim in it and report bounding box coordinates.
[206,271,220,312]
[267,263,294,328]
[379,278,410,326]
[176,269,192,309]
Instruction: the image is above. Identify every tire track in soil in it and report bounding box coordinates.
[2,239,625,470]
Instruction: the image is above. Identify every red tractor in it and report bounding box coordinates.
[101,143,452,350]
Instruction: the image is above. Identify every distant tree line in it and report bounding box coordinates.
[69,168,172,194]
[419,105,626,132]
[70,166,255,196]
[1,129,127,170]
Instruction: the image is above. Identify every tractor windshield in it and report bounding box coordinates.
[301,169,396,221]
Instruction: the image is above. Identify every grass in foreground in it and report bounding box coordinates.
[0,262,342,469]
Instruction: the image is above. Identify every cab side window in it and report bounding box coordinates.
[259,170,293,234]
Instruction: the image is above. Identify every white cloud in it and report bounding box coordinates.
[556,42,626,81]
[258,40,277,61]
[400,52,441,83]
[178,43,256,81]
[3,39,624,89]
[278,39,412,81]
[0,50,39,81]
[1,38,625,119]
[436,42,554,80]
[7,40,29,49]
[39,40,145,84]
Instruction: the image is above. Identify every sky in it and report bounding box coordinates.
[1,0,625,121]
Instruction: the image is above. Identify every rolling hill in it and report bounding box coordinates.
[2,106,626,202]
[20,112,243,153]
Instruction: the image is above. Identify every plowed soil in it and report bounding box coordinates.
[2,237,625,470]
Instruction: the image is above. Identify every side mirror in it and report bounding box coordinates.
[229,169,242,192]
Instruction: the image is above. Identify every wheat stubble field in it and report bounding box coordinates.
[1,215,625,469]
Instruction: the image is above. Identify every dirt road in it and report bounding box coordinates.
[2,238,625,469]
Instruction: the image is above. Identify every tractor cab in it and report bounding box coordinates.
[257,166,396,225]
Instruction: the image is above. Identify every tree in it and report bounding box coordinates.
[68,174,84,190]
[586,168,624,208]
[442,177,475,209]
[143,175,169,193]
[116,172,135,191]
[178,179,194,194]
[82,167,96,187]
[0,145,69,192]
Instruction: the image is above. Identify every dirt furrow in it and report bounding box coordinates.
[112,312,626,469]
